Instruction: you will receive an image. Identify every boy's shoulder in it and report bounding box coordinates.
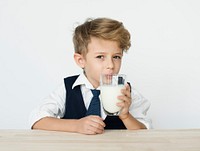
[64,75,80,85]
[64,75,79,80]
[64,74,81,93]
[64,75,79,82]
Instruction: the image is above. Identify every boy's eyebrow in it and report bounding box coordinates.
[94,51,105,54]
[94,51,123,55]
[93,51,106,55]
[115,52,123,55]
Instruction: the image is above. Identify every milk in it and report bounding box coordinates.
[100,85,124,114]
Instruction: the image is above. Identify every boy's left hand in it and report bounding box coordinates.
[117,83,132,120]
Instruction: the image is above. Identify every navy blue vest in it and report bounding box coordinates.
[62,75,126,129]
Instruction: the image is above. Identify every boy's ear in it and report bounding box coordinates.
[74,53,85,68]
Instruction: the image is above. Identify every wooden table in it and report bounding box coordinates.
[0,129,200,151]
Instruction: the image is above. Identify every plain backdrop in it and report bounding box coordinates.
[0,0,200,129]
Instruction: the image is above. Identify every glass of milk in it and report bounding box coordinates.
[100,74,126,116]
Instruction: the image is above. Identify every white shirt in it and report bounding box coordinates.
[29,72,152,129]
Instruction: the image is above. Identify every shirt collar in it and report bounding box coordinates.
[72,72,96,90]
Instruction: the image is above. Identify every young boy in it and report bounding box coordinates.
[29,17,151,135]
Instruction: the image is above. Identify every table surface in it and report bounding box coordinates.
[0,129,200,151]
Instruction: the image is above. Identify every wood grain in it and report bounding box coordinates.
[0,129,200,151]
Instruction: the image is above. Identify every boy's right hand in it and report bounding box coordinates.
[76,115,105,135]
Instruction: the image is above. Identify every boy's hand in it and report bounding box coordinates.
[76,115,105,135]
[117,83,132,120]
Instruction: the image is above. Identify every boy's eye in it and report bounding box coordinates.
[113,56,122,59]
[96,55,104,59]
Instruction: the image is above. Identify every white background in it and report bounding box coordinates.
[0,0,200,129]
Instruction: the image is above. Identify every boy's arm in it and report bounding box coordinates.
[30,81,105,135]
[32,117,77,132]
[32,116,105,135]
[118,84,151,129]
[120,113,147,129]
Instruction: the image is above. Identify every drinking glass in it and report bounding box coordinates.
[100,74,126,116]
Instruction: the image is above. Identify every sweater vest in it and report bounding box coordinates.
[62,75,126,129]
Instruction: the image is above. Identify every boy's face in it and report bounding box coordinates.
[79,37,123,88]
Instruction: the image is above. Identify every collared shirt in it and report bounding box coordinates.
[29,72,152,129]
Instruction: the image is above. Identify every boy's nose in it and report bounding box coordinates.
[106,58,114,69]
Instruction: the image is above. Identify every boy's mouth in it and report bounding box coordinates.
[104,72,115,76]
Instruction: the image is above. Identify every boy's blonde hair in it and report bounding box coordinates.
[73,18,131,56]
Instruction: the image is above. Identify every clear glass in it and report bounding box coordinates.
[100,74,126,116]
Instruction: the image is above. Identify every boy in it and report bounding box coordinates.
[29,18,151,135]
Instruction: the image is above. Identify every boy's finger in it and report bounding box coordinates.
[91,116,105,127]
